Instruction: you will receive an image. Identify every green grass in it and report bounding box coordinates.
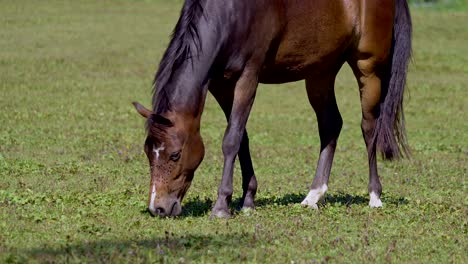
[0,0,466,263]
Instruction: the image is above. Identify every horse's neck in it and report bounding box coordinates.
[156,14,222,117]
[169,64,210,118]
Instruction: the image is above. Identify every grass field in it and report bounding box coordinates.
[0,0,466,263]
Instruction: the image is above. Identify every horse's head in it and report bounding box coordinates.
[133,102,205,217]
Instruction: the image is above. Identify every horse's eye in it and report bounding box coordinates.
[169,151,181,161]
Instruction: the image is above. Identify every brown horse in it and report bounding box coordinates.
[133,0,412,217]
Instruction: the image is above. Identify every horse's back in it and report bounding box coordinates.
[259,0,395,83]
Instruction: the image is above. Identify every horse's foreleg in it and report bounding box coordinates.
[301,75,342,209]
[208,79,257,211]
[211,70,259,218]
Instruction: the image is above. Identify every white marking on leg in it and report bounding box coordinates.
[153,143,165,160]
[149,184,157,211]
[369,192,382,208]
[301,184,328,209]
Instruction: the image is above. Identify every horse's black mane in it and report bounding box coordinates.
[152,0,205,114]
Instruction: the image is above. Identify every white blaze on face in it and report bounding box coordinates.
[149,184,157,211]
[153,143,165,160]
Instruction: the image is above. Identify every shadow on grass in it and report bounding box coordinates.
[238,193,408,207]
[181,198,213,217]
[24,233,252,263]
[177,192,408,218]
[323,192,408,207]
[235,192,408,208]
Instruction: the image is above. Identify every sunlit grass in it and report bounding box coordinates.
[0,1,466,263]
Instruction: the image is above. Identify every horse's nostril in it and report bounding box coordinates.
[155,207,166,216]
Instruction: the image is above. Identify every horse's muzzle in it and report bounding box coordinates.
[148,200,181,217]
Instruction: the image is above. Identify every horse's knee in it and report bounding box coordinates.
[222,132,241,157]
[317,108,343,141]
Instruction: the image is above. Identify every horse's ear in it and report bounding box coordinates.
[132,102,152,118]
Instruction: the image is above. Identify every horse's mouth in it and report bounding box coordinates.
[169,200,182,216]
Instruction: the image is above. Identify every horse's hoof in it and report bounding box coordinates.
[301,185,327,210]
[240,207,254,216]
[210,209,231,219]
[369,192,383,208]
[301,200,319,209]
[241,196,255,209]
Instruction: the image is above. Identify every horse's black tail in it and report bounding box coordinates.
[373,0,412,160]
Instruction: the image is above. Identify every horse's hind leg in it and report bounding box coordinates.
[301,74,342,209]
[237,132,257,209]
[348,58,385,207]
[208,77,258,214]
